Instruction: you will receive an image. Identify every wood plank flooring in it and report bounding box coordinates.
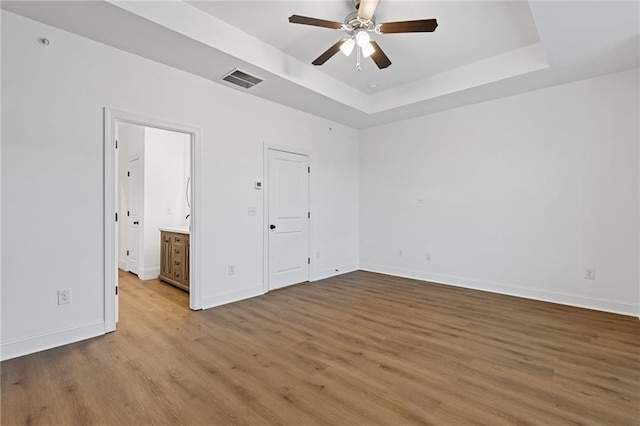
[2,270,639,425]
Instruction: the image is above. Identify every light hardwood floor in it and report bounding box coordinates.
[2,270,639,425]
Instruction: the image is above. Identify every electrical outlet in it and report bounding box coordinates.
[228,264,235,276]
[397,249,403,257]
[425,252,431,261]
[58,289,71,305]
[247,206,257,216]
[584,268,595,280]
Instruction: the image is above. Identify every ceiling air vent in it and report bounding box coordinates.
[221,69,263,89]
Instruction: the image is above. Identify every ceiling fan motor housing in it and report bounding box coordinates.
[344,11,376,35]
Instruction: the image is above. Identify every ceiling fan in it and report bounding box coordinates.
[288,0,438,71]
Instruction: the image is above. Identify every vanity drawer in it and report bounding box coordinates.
[173,246,185,259]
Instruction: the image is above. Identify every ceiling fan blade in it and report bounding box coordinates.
[358,0,379,21]
[369,41,392,69]
[312,40,345,66]
[289,15,343,29]
[379,19,438,34]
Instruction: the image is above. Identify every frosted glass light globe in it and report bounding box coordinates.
[355,29,370,47]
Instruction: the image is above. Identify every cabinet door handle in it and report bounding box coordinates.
[133,221,139,225]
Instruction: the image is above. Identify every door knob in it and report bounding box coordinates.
[270,224,276,230]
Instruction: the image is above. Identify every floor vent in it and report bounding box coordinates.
[221,69,263,89]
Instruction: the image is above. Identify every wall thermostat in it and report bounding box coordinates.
[254,181,262,189]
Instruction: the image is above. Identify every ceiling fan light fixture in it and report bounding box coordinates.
[340,37,356,56]
[355,28,370,47]
[361,41,375,58]
[289,1,438,71]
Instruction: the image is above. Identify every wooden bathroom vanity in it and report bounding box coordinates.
[158,228,190,292]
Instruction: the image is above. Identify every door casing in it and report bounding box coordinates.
[104,108,203,333]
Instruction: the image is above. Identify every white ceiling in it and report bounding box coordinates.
[188,1,541,94]
[2,1,639,129]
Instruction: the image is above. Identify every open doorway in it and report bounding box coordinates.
[104,108,202,333]
[117,124,190,283]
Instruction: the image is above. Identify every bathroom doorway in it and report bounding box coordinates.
[116,123,191,282]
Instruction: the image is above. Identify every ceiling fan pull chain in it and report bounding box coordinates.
[356,44,362,71]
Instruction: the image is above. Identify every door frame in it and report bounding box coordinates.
[104,108,203,333]
[262,143,312,293]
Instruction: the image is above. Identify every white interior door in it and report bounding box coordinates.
[127,157,141,275]
[268,149,309,290]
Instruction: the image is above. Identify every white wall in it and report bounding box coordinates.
[1,12,360,360]
[360,69,640,316]
[142,127,190,280]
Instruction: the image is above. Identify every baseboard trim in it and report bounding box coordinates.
[1,320,105,361]
[118,258,127,270]
[199,285,264,310]
[138,266,160,281]
[360,264,639,317]
[312,264,359,282]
